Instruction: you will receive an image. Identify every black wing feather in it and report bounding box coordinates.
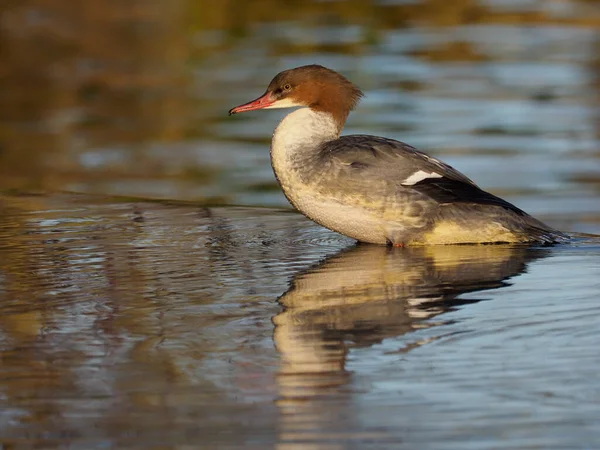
[409,177,527,216]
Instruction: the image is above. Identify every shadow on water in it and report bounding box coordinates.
[276,244,548,372]
[274,243,549,447]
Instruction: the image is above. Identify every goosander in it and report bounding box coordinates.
[229,65,568,246]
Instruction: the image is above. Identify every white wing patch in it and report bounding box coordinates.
[401,170,443,186]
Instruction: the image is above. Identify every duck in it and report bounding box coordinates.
[229,65,568,246]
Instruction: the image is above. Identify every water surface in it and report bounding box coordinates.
[1,0,599,234]
[1,0,600,448]
[1,194,599,449]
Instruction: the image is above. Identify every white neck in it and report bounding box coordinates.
[270,108,339,185]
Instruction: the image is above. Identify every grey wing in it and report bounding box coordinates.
[319,135,527,216]
[322,135,476,185]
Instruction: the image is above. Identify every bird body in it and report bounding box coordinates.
[229,65,568,246]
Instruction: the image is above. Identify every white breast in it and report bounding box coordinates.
[269,109,388,244]
[270,108,338,194]
[270,108,338,172]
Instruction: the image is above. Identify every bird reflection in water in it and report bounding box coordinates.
[273,244,548,448]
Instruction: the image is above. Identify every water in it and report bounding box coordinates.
[1,0,600,448]
[1,0,599,235]
[0,194,599,449]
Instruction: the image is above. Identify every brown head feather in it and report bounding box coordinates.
[267,65,364,132]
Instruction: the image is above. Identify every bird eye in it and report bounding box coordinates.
[283,84,291,91]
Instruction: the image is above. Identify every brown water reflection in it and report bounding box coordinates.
[1,0,599,234]
[0,0,191,189]
[0,193,341,448]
